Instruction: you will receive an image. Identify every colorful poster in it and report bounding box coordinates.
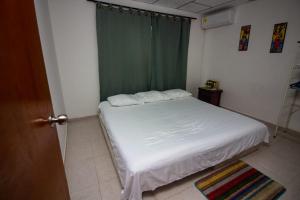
[238,25,251,51]
[270,22,287,53]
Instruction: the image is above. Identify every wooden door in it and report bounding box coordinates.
[0,0,70,199]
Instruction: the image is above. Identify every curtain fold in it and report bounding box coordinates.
[96,5,152,101]
[150,16,190,91]
[96,5,191,101]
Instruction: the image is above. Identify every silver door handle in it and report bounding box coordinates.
[48,114,68,126]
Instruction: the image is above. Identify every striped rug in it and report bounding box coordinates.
[194,160,286,200]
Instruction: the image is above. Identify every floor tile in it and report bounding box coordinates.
[91,133,110,158]
[167,186,206,200]
[98,177,122,200]
[71,185,101,200]
[94,154,118,181]
[65,158,99,194]
[278,170,300,200]
[65,144,94,168]
[153,178,191,200]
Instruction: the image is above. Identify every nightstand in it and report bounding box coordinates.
[198,87,223,107]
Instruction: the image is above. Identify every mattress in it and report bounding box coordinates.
[98,97,269,200]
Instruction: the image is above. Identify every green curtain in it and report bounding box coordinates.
[96,5,190,101]
[150,16,191,91]
[96,5,152,101]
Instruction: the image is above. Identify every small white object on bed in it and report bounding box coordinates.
[163,89,192,99]
[99,96,269,200]
[107,94,143,107]
[135,90,170,103]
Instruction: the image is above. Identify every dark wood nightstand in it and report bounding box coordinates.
[198,88,223,106]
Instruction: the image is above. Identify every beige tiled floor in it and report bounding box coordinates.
[65,116,300,200]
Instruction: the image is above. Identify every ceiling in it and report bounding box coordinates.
[131,0,253,14]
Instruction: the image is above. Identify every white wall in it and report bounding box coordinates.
[201,0,300,131]
[34,0,68,160]
[48,0,99,119]
[187,20,205,97]
[47,0,204,118]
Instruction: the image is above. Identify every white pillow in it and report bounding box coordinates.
[135,91,171,103]
[107,94,142,107]
[163,89,192,99]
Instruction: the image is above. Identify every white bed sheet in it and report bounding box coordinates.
[99,97,269,200]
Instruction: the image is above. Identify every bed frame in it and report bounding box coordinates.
[98,113,124,186]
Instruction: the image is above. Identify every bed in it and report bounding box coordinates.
[98,96,269,200]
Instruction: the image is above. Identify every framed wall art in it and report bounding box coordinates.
[238,25,251,51]
[270,22,288,53]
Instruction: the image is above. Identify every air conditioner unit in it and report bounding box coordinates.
[201,9,235,30]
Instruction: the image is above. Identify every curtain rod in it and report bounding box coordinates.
[86,0,197,20]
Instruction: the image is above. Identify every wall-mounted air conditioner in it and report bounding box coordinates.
[201,9,235,30]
